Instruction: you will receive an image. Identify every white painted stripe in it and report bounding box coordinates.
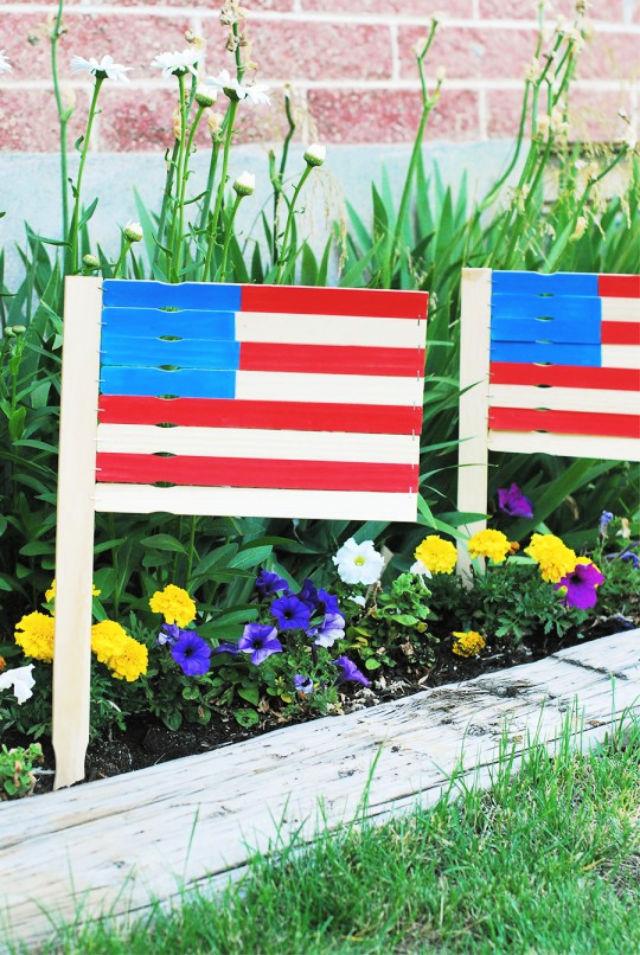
[489,384,640,416]
[235,370,423,407]
[94,484,418,521]
[488,430,640,462]
[602,345,640,369]
[96,424,419,464]
[602,298,640,323]
[236,312,426,348]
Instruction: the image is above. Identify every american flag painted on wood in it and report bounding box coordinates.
[94,280,428,521]
[487,270,640,459]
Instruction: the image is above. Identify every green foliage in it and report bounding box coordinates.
[0,741,42,799]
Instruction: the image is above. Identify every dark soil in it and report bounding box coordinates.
[9,614,635,797]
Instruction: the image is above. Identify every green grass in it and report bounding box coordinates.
[25,723,640,955]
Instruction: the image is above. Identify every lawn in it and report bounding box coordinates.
[23,722,640,955]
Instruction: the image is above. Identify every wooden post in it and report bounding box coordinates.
[457,268,492,577]
[52,276,102,789]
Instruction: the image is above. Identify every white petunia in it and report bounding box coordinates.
[151,48,201,79]
[0,664,35,705]
[410,559,432,579]
[333,538,384,586]
[0,50,12,75]
[206,69,270,105]
[349,594,367,608]
[70,54,131,83]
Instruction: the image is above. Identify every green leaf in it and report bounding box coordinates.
[234,708,260,728]
[228,545,273,570]
[237,685,260,705]
[140,533,187,553]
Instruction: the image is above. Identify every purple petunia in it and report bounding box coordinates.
[214,641,241,656]
[171,630,212,676]
[332,655,371,687]
[157,623,181,646]
[599,510,614,537]
[497,483,534,519]
[293,674,314,695]
[620,550,640,569]
[270,594,311,631]
[308,612,346,648]
[554,561,605,610]
[237,623,283,665]
[298,579,340,616]
[255,568,289,597]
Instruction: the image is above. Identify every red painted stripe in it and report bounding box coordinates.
[490,362,640,391]
[601,322,640,346]
[238,342,426,377]
[489,407,640,439]
[96,453,418,493]
[240,284,428,319]
[598,275,640,299]
[98,396,423,435]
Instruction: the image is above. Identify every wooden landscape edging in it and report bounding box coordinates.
[1,629,639,950]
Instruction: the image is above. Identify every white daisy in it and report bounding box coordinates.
[0,50,12,75]
[0,664,35,705]
[333,538,384,586]
[233,171,256,196]
[206,69,270,105]
[151,48,201,79]
[70,54,131,83]
[304,143,326,167]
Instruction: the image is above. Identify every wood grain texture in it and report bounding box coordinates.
[2,630,638,949]
[487,429,640,462]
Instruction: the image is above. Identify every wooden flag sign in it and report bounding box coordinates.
[457,268,640,571]
[52,277,428,787]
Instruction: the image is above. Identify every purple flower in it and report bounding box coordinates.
[270,594,311,631]
[171,631,212,676]
[293,674,314,695]
[599,511,614,537]
[214,641,240,656]
[237,623,283,665]
[620,550,640,569]
[554,561,605,610]
[298,579,340,616]
[157,623,181,647]
[497,483,533,519]
[332,655,371,687]
[255,569,288,597]
[316,588,340,616]
[308,612,346,648]
[298,578,319,609]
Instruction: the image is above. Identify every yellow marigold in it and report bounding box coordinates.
[91,620,148,682]
[91,620,129,666]
[452,630,487,658]
[414,535,457,575]
[468,529,511,564]
[14,611,55,663]
[45,579,101,602]
[525,533,577,583]
[149,584,197,627]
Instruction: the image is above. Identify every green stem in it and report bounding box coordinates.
[203,99,238,280]
[198,137,222,238]
[272,94,296,262]
[169,73,189,282]
[69,76,103,274]
[218,193,243,281]
[113,236,131,278]
[275,165,312,283]
[175,104,205,281]
[186,516,198,583]
[153,141,180,277]
[50,0,69,247]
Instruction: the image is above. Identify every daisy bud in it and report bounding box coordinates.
[195,87,216,108]
[207,110,224,138]
[304,143,326,168]
[123,221,143,243]
[185,30,205,49]
[233,171,255,197]
[83,254,100,269]
[11,325,26,335]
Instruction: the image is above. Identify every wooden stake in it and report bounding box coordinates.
[457,268,492,577]
[52,276,102,789]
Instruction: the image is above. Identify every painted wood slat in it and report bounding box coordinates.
[94,484,418,520]
[490,314,600,344]
[234,370,424,407]
[96,424,419,464]
[240,283,429,319]
[95,454,419,494]
[101,307,236,341]
[490,362,640,392]
[602,345,640,369]
[238,342,426,377]
[598,274,640,298]
[489,407,640,440]
[492,271,598,296]
[100,367,236,399]
[52,277,102,790]
[601,297,640,323]
[101,338,241,370]
[98,396,423,436]
[491,293,601,326]
[103,280,241,310]
[601,322,640,346]
[1,631,638,951]
[488,383,640,415]
[490,341,601,366]
[487,429,640,462]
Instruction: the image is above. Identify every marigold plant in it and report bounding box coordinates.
[14,612,55,663]
[91,620,148,682]
[452,630,487,658]
[525,533,577,583]
[414,535,457,575]
[149,584,197,627]
[467,529,511,564]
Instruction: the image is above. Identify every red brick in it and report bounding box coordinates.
[233,87,306,143]
[0,87,88,151]
[486,86,633,142]
[249,21,393,81]
[98,88,178,151]
[479,0,623,19]
[399,25,537,80]
[301,0,472,13]
[578,31,640,80]
[486,88,530,137]
[308,88,479,143]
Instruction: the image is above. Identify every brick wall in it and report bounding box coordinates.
[0,1,638,152]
